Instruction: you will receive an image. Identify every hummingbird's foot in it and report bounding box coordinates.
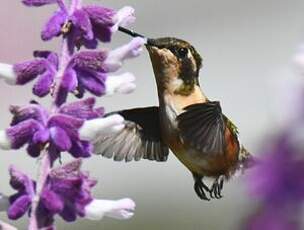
[209,176,225,199]
[193,176,210,201]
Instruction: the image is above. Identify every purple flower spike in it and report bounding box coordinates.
[245,134,304,230]
[22,0,57,7]
[247,136,304,204]
[1,0,143,228]
[8,166,35,220]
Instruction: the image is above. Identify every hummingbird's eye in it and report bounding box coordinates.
[177,48,188,58]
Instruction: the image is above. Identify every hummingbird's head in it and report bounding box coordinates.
[146,38,202,95]
[117,27,202,95]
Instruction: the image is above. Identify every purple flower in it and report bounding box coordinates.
[6,160,96,228]
[1,99,105,158]
[60,37,144,99]
[62,50,108,98]
[245,133,304,230]
[5,160,135,228]
[247,135,304,204]
[7,166,35,220]
[13,51,58,97]
[0,99,126,158]
[37,159,96,227]
[41,5,135,49]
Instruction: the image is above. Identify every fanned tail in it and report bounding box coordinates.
[238,145,257,172]
[230,146,257,178]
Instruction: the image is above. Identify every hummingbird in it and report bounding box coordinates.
[93,27,254,200]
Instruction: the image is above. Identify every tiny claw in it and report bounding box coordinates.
[219,178,224,190]
[193,176,210,201]
[210,176,225,199]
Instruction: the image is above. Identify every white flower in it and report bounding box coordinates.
[112,6,136,32]
[0,130,11,150]
[103,37,147,72]
[0,63,17,85]
[105,72,136,96]
[85,198,135,220]
[79,115,125,141]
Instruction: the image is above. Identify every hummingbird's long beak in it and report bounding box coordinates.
[118,26,156,47]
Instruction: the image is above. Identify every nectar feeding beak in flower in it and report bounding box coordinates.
[118,26,163,49]
[97,26,255,201]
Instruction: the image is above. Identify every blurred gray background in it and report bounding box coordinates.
[0,0,303,229]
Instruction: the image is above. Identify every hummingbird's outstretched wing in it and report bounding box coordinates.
[177,101,226,154]
[93,106,169,162]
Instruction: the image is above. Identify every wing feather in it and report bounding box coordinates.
[177,101,226,154]
[93,107,169,162]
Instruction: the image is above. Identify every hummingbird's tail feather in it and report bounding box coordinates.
[239,145,258,170]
